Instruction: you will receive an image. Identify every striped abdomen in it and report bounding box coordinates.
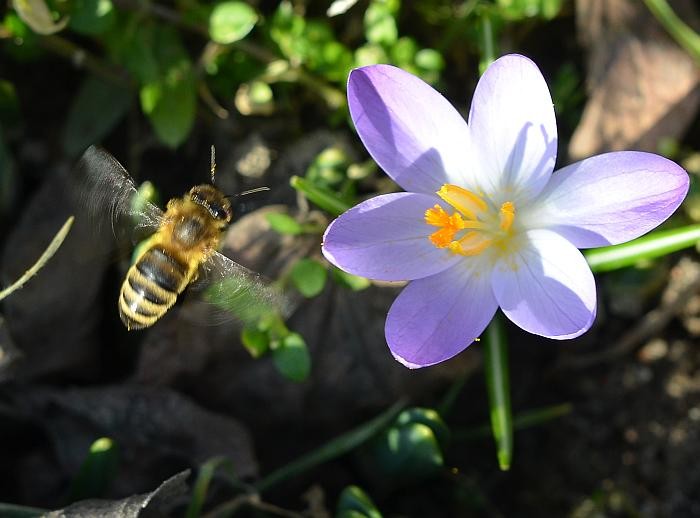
[119,247,194,330]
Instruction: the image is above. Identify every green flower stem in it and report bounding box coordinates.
[643,0,700,64]
[478,12,497,74]
[254,400,406,493]
[484,312,512,471]
[584,224,700,273]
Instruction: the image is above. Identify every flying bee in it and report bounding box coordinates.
[75,145,288,330]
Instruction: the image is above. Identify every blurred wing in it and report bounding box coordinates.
[192,251,292,326]
[72,145,163,243]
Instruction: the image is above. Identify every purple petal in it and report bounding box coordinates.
[322,193,461,281]
[348,65,473,194]
[385,259,498,368]
[492,229,596,339]
[526,151,689,248]
[468,54,557,204]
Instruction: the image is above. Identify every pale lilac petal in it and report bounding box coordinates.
[348,65,473,194]
[468,54,557,204]
[322,193,461,281]
[385,259,498,368]
[526,151,689,248]
[492,229,596,339]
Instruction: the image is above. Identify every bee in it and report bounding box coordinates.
[75,145,287,330]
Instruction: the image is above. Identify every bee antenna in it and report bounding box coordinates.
[225,186,270,199]
[210,145,217,185]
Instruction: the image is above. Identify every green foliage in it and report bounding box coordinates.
[331,267,371,292]
[272,332,311,382]
[209,1,258,44]
[185,457,235,518]
[266,212,304,235]
[495,0,564,20]
[337,485,383,518]
[67,437,119,502]
[69,0,115,35]
[367,407,447,482]
[291,258,328,298]
[62,75,130,156]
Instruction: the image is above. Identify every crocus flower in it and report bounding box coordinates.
[322,54,689,369]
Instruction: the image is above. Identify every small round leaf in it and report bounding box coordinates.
[209,2,258,44]
[291,258,328,298]
[272,332,310,382]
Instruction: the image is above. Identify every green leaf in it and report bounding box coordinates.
[186,457,234,518]
[389,36,417,66]
[395,407,450,448]
[484,313,512,471]
[255,400,405,492]
[266,212,303,235]
[331,268,370,291]
[354,43,389,67]
[306,146,351,189]
[241,326,269,358]
[67,437,119,502]
[272,332,311,382]
[0,503,46,517]
[12,0,68,35]
[370,422,443,480]
[140,70,195,148]
[496,0,563,20]
[69,0,115,35]
[209,1,258,44]
[337,485,383,518]
[453,403,572,441]
[364,1,398,46]
[62,75,131,156]
[291,258,328,298]
[643,0,700,64]
[269,1,307,61]
[585,224,700,273]
[0,80,21,127]
[290,176,351,216]
[415,48,444,72]
[109,24,196,147]
[108,21,158,84]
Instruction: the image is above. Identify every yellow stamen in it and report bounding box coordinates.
[425,184,517,258]
[426,205,466,247]
[499,202,515,232]
[430,227,458,248]
[436,185,488,219]
[449,232,493,256]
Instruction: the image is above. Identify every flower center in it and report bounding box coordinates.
[424,184,516,257]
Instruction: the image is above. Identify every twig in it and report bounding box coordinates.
[0,216,74,301]
[38,35,132,87]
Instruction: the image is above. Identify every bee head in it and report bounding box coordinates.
[189,185,232,224]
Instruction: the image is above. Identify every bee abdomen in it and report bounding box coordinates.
[118,247,191,330]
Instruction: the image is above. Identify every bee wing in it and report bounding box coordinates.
[187,251,292,327]
[73,146,163,243]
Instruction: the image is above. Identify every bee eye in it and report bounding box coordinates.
[210,204,228,221]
